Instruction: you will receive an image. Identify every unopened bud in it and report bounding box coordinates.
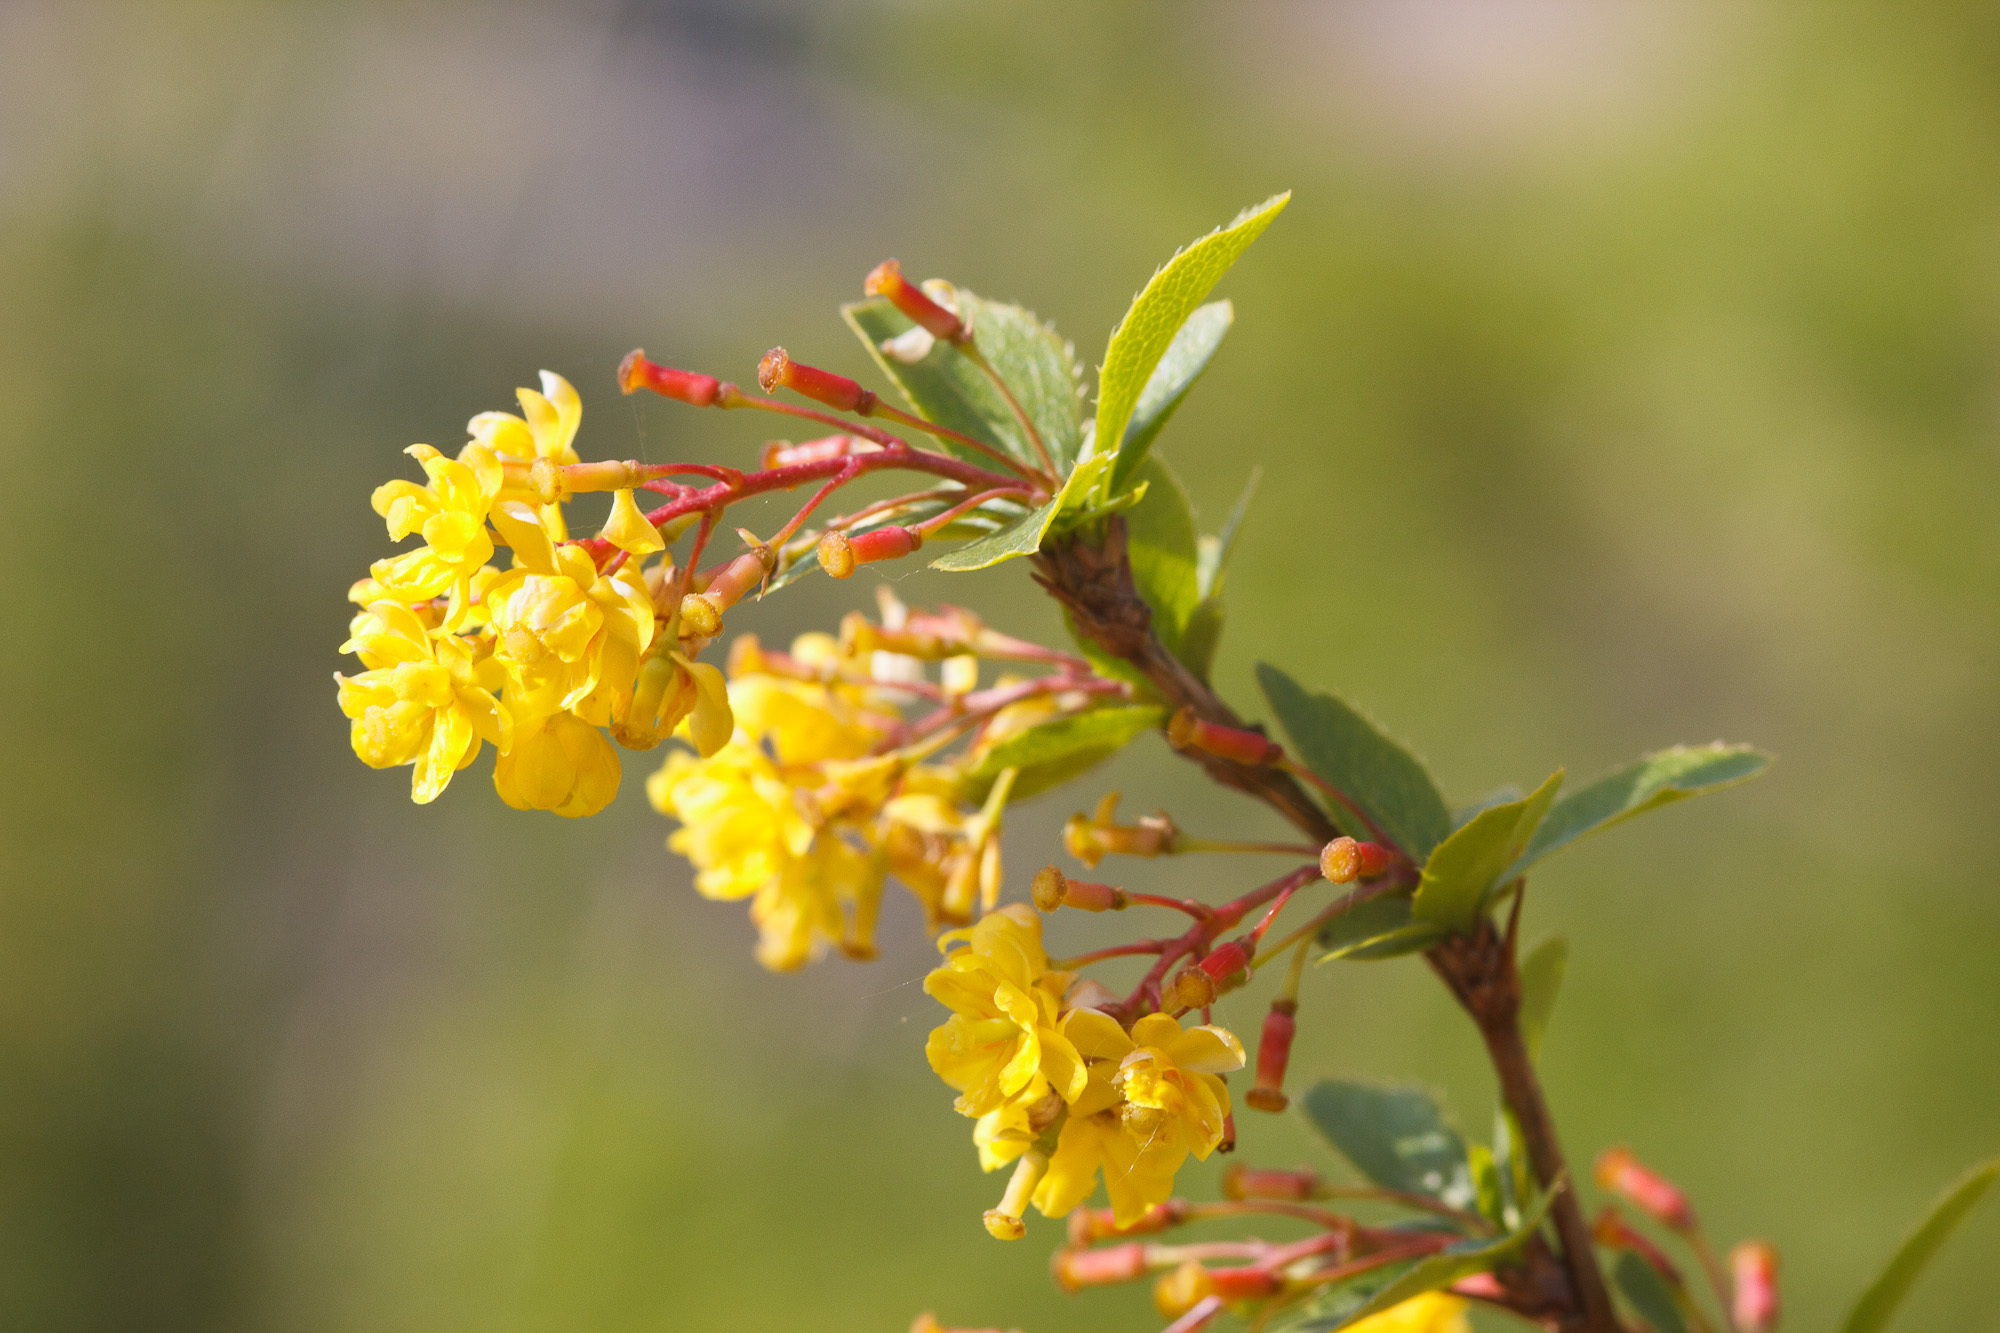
[1065,1200,1185,1248]
[1052,1241,1149,1291]
[1218,1112,1236,1154]
[618,349,721,407]
[678,594,721,638]
[1320,836,1394,883]
[866,260,968,343]
[817,525,921,579]
[697,551,768,613]
[1167,707,1283,765]
[1169,967,1217,1010]
[1223,1164,1320,1201]
[1731,1241,1780,1333]
[1154,1261,1216,1319]
[1200,941,1253,989]
[1595,1147,1696,1231]
[760,434,874,470]
[758,347,876,415]
[1245,999,1297,1114]
[1032,865,1126,913]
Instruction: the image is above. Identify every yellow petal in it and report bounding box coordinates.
[1168,1024,1247,1076]
[601,488,666,555]
[489,500,556,573]
[1062,1008,1135,1061]
[685,660,735,758]
[1129,1012,1185,1051]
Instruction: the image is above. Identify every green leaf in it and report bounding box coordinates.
[1123,455,1202,664]
[1469,1143,1507,1230]
[958,704,1163,803]
[1452,785,1523,829]
[1196,464,1260,600]
[1309,1189,1556,1330]
[1266,1261,1416,1333]
[1258,663,1452,858]
[1413,771,1562,931]
[1840,1157,2000,1333]
[1116,299,1233,482]
[1300,1080,1475,1207]
[1613,1251,1690,1333]
[1517,744,1771,873]
[1517,935,1569,1064]
[842,288,1082,471]
[928,453,1110,572]
[1099,193,1290,495]
[1315,895,1447,962]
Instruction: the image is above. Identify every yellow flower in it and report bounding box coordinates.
[369,443,504,629]
[1030,1009,1245,1226]
[729,672,883,765]
[469,371,582,466]
[493,703,620,818]
[1348,1294,1471,1333]
[614,650,733,755]
[484,501,655,725]
[924,906,1086,1117]
[336,601,510,803]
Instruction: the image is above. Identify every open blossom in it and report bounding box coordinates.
[336,601,510,803]
[925,906,1085,1117]
[1030,1009,1245,1226]
[493,701,620,818]
[368,442,504,629]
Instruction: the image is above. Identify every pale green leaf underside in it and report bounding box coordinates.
[959,289,1084,471]
[1517,935,1569,1064]
[1098,193,1289,497]
[1257,662,1453,859]
[1122,455,1202,664]
[1840,1157,2000,1333]
[1414,770,1562,931]
[959,704,1163,803]
[1307,1189,1556,1331]
[1517,744,1771,874]
[1300,1079,1475,1206]
[1112,299,1233,491]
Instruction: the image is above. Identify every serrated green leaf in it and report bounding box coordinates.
[1452,785,1523,829]
[1315,895,1447,961]
[1099,193,1290,496]
[1840,1157,2000,1333]
[1414,771,1562,931]
[928,454,1109,572]
[842,288,1082,472]
[959,705,1163,803]
[1308,1188,1556,1330]
[1613,1251,1690,1333]
[1516,744,1771,873]
[1196,464,1261,600]
[1301,1080,1476,1207]
[1116,299,1233,482]
[1258,663,1452,859]
[1123,455,1201,665]
[1517,935,1569,1064]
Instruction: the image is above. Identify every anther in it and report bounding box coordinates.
[618,349,721,407]
[759,347,877,415]
[1167,707,1284,766]
[865,260,969,344]
[1320,836,1394,882]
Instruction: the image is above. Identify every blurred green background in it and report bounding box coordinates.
[3,1,1997,1329]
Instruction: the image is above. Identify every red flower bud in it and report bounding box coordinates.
[817,525,922,579]
[1199,941,1253,988]
[1594,1147,1696,1231]
[761,434,875,469]
[1731,1241,1780,1333]
[1320,836,1394,883]
[1065,1201,1184,1247]
[1245,999,1297,1114]
[1223,1164,1320,1201]
[1052,1241,1149,1291]
[865,259,967,343]
[758,347,876,415]
[1167,707,1283,765]
[1032,866,1126,913]
[618,349,721,406]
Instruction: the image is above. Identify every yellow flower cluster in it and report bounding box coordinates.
[337,372,732,810]
[646,629,1021,970]
[924,907,1246,1237]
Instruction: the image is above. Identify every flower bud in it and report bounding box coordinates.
[1594,1147,1696,1231]
[817,525,922,579]
[1320,836,1394,883]
[1032,865,1126,913]
[758,347,876,415]
[1218,1112,1236,1154]
[1169,967,1217,1010]
[1245,999,1297,1114]
[760,434,875,470]
[618,349,721,407]
[866,260,968,343]
[1731,1241,1780,1333]
[1167,707,1283,766]
[1065,1201,1185,1248]
[678,593,721,639]
[1200,941,1253,990]
[1052,1241,1149,1291]
[697,551,769,615]
[1222,1164,1320,1201]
